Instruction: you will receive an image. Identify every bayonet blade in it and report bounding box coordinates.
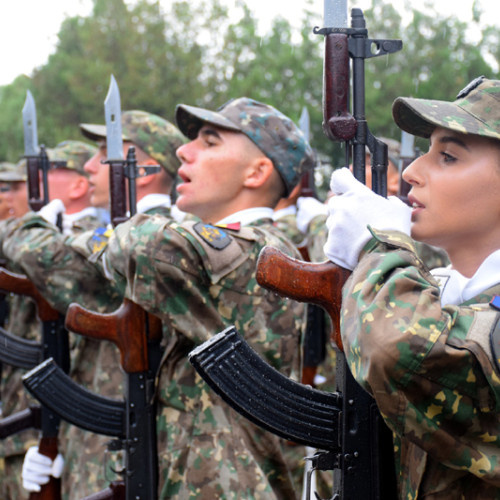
[324,0,348,28]
[298,106,310,143]
[104,75,124,161]
[22,90,39,157]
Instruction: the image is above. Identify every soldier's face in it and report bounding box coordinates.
[3,182,29,218]
[84,143,111,209]
[403,127,500,265]
[175,125,257,222]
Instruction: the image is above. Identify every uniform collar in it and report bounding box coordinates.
[431,248,500,305]
[216,207,274,227]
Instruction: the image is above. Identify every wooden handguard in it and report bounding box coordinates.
[256,246,350,350]
[65,298,162,373]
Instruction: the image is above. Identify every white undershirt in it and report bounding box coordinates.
[216,207,274,227]
[431,249,500,305]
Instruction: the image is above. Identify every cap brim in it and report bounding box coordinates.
[392,96,500,140]
[175,104,242,139]
[0,172,26,182]
[80,123,131,142]
[79,123,108,142]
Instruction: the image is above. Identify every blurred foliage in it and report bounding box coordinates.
[0,0,498,195]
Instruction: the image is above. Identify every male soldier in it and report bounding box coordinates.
[99,97,314,499]
[0,160,30,220]
[0,111,186,498]
[0,140,98,500]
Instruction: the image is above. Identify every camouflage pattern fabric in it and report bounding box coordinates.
[0,212,123,500]
[49,140,98,175]
[175,97,315,196]
[105,213,306,499]
[307,214,328,263]
[341,227,500,499]
[393,76,500,140]
[272,212,304,246]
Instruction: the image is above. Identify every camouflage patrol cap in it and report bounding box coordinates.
[175,97,315,196]
[80,110,186,177]
[0,160,27,182]
[50,140,98,175]
[393,76,500,140]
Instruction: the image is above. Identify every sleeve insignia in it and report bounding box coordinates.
[193,222,232,250]
[89,226,114,253]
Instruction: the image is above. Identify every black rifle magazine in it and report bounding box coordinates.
[23,358,125,437]
[0,325,43,369]
[189,326,341,451]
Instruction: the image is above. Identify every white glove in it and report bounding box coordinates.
[296,197,328,234]
[22,446,65,493]
[323,168,411,270]
[37,199,65,227]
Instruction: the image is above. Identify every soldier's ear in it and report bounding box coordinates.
[243,156,274,190]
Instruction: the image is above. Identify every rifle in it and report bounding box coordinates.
[24,75,162,500]
[0,267,69,500]
[23,299,162,500]
[189,7,401,500]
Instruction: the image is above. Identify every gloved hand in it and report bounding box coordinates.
[37,199,65,227]
[22,446,65,493]
[323,168,411,270]
[296,197,328,234]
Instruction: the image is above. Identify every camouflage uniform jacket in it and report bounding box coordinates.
[105,213,305,499]
[341,228,500,499]
[0,205,172,498]
[272,207,304,246]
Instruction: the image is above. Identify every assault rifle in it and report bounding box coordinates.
[0,267,69,500]
[23,299,162,500]
[189,7,401,500]
[23,75,162,500]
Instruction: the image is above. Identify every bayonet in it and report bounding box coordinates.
[22,90,49,210]
[104,75,128,226]
[104,75,124,162]
[22,90,39,157]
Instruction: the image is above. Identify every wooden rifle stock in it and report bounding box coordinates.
[0,268,59,323]
[66,299,161,374]
[256,247,350,351]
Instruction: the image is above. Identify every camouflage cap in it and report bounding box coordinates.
[175,97,315,196]
[0,160,27,182]
[50,140,98,175]
[80,110,186,177]
[392,76,500,140]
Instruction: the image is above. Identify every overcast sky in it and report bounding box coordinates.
[0,0,496,86]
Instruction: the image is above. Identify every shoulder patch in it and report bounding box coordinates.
[490,295,500,311]
[89,226,114,254]
[193,222,232,250]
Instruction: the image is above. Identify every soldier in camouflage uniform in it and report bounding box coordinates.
[0,141,100,499]
[324,76,500,499]
[0,111,186,498]
[99,97,313,499]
